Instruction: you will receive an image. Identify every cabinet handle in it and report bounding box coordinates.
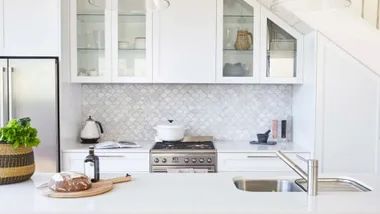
[98,155,125,158]
[246,156,278,159]
[8,67,14,119]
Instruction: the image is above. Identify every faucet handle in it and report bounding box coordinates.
[296,154,308,163]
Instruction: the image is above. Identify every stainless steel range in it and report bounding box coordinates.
[150,141,217,173]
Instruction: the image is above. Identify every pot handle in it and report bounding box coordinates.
[95,121,104,134]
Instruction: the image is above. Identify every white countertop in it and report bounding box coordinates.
[62,141,309,154]
[62,141,155,153]
[215,141,309,153]
[1,172,380,214]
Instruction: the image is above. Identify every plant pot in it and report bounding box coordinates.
[0,143,35,185]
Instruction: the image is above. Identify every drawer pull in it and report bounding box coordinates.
[98,155,125,158]
[246,156,278,159]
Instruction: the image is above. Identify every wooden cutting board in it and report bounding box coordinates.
[44,175,132,198]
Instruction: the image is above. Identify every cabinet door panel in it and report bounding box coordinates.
[317,35,380,173]
[71,0,112,83]
[2,0,60,56]
[218,153,309,172]
[111,0,153,83]
[260,7,303,84]
[63,152,149,173]
[153,0,217,83]
[216,0,260,84]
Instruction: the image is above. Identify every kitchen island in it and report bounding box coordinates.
[1,172,380,214]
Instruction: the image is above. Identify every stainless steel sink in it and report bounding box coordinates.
[234,179,304,192]
[295,178,371,192]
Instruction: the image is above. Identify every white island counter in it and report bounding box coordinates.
[1,172,380,214]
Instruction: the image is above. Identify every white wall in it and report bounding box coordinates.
[292,32,317,156]
[59,0,82,154]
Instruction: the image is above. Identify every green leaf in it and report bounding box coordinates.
[0,118,40,149]
[18,117,31,127]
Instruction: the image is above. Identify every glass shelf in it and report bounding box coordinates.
[78,48,146,51]
[223,16,253,24]
[77,13,146,23]
[77,14,105,23]
[224,15,254,18]
[224,49,253,52]
[119,48,146,51]
[78,48,106,51]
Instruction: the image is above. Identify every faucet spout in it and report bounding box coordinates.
[276,151,319,196]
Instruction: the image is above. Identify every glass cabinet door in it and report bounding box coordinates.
[217,0,260,83]
[73,0,112,82]
[260,7,303,84]
[112,0,152,83]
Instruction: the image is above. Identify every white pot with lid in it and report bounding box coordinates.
[154,120,186,142]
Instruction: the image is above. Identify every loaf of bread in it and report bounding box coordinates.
[48,172,92,192]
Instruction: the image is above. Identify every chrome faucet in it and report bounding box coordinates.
[276,151,319,196]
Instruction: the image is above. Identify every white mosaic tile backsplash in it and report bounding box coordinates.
[82,84,293,141]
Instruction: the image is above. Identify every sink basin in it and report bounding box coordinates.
[234,179,304,192]
[295,178,371,192]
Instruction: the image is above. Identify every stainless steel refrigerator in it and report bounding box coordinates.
[0,57,59,172]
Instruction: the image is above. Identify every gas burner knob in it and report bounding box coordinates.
[207,158,212,163]
[154,158,159,163]
[184,158,189,163]
[192,158,197,163]
[162,158,167,163]
[199,158,204,163]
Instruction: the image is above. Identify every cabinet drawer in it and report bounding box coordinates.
[217,153,310,172]
[62,152,149,173]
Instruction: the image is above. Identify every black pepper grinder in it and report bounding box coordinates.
[84,145,100,183]
[281,120,287,142]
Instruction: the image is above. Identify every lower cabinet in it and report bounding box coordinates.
[217,152,310,172]
[62,152,150,173]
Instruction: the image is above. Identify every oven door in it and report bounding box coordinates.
[151,165,216,173]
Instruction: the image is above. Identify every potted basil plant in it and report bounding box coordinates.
[0,117,40,185]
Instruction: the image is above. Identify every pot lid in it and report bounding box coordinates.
[155,120,185,129]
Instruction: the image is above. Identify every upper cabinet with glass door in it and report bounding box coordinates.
[71,0,112,83]
[111,0,152,83]
[71,0,153,83]
[216,0,260,83]
[260,7,303,84]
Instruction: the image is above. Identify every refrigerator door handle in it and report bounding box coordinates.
[8,67,14,119]
[1,66,7,126]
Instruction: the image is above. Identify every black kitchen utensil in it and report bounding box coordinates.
[256,130,271,143]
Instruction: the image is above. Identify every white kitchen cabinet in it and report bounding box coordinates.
[216,0,260,84]
[70,0,153,83]
[70,0,112,83]
[62,152,150,173]
[259,6,303,84]
[152,0,217,83]
[218,152,310,172]
[314,35,380,174]
[0,0,60,56]
[111,0,153,83]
